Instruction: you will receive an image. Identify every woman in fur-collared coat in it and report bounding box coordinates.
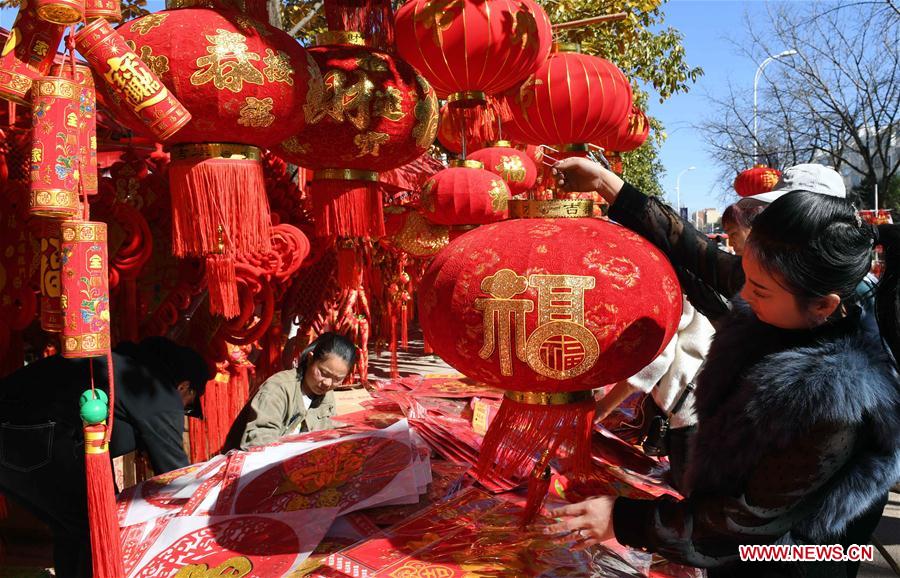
[548,161,900,578]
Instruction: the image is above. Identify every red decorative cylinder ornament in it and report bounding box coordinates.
[74,18,191,142]
[468,141,537,196]
[84,0,121,21]
[419,160,511,226]
[0,2,65,104]
[276,32,438,240]
[418,200,682,509]
[35,218,64,332]
[29,76,81,218]
[51,63,98,196]
[35,0,84,25]
[504,45,632,148]
[60,220,111,358]
[734,164,782,198]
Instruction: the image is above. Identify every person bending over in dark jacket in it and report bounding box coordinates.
[548,159,900,578]
[0,336,210,578]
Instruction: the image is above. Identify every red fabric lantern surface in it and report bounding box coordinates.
[503,45,632,148]
[597,105,650,154]
[418,201,681,496]
[29,76,81,218]
[50,63,98,196]
[468,140,537,195]
[394,0,552,100]
[35,218,64,332]
[0,2,65,104]
[734,164,782,198]
[419,160,510,226]
[60,220,111,358]
[275,32,438,240]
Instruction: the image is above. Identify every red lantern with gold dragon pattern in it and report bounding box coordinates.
[734,164,782,198]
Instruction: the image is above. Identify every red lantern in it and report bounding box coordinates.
[0,3,65,104]
[734,164,782,198]
[504,45,632,149]
[468,141,537,196]
[419,160,510,226]
[275,32,438,240]
[111,7,317,317]
[51,63,98,196]
[29,76,81,218]
[60,220,111,358]
[597,105,650,154]
[35,218,64,332]
[418,199,681,514]
[395,0,552,145]
[35,0,84,25]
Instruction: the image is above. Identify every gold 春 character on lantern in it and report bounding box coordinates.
[191,29,264,93]
[475,269,600,379]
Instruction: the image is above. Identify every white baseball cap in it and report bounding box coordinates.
[750,163,846,203]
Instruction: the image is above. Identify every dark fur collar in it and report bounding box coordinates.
[686,301,900,540]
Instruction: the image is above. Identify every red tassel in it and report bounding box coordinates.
[476,395,595,482]
[188,416,207,464]
[83,424,125,578]
[337,245,361,289]
[169,156,271,258]
[205,255,240,319]
[310,179,385,240]
[400,303,408,350]
[388,302,399,378]
[521,452,553,526]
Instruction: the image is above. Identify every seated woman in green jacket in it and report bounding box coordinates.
[230,332,357,450]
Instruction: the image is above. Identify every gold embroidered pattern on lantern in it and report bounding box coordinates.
[592,256,640,290]
[373,86,405,121]
[262,49,294,85]
[414,0,464,46]
[354,131,389,157]
[280,136,309,155]
[412,75,438,148]
[488,180,508,212]
[234,15,272,36]
[129,13,168,36]
[511,8,540,51]
[496,155,526,182]
[419,179,436,213]
[304,69,375,129]
[356,53,389,73]
[238,96,275,128]
[475,269,599,379]
[127,42,169,77]
[191,29,264,92]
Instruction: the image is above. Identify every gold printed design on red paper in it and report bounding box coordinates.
[130,13,168,36]
[496,154,526,182]
[104,52,166,111]
[191,29,264,92]
[488,180,508,212]
[304,68,375,129]
[172,556,252,578]
[262,49,294,85]
[238,96,275,127]
[476,269,599,379]
[127,42,169,77]
[388,560,455,578]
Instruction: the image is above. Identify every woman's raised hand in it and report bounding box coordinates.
[552,157,625,204]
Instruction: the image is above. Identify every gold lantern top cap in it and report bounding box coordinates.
[488,140,514,148]
[552,42,582,54]
[449,159,484,169]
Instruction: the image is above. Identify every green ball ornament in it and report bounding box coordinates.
[79,389,109,425]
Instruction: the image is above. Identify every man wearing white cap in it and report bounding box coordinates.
[749,162,847,202]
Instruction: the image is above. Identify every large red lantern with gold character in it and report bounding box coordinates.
[734,164,782,198]
[504,45,632,150]
[468,141,537,196]
[418,199,681,516]
[276,32,438,241]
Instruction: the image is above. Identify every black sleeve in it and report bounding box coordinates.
[611,422,856,567]
[133,411,189,474]
[608,183,745,320]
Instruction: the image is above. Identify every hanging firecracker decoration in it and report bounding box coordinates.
[51,63,97,196]
[734,164,782,198]
[84,0,121,21]
[419,199,682,521]
[110,6,317,318]
[419,160,511,226]
[0,2,65,104]
[596,105,650,175]
[504,44,632,153]
[35,218,64,332]
[276,31,438,241]
[35,0,84,25]
[60,220,111,358]
[74,18,191,142]
[29,75,81,218]
[469,141,537,196]
[395,0,552,146]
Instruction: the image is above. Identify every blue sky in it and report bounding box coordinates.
[2,0,782,214]
[648,0,786,214]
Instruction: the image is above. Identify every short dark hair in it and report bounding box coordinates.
[722,198,768,229]
[298,332,358,378]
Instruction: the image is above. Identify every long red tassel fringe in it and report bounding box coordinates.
[206,255,240,319]
[311,180,385,240]
[84,424,125,578]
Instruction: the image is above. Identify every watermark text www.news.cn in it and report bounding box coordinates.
[739,544,875,562]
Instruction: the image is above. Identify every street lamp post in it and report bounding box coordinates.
[753,49,798,163]
[675,166,696,214]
